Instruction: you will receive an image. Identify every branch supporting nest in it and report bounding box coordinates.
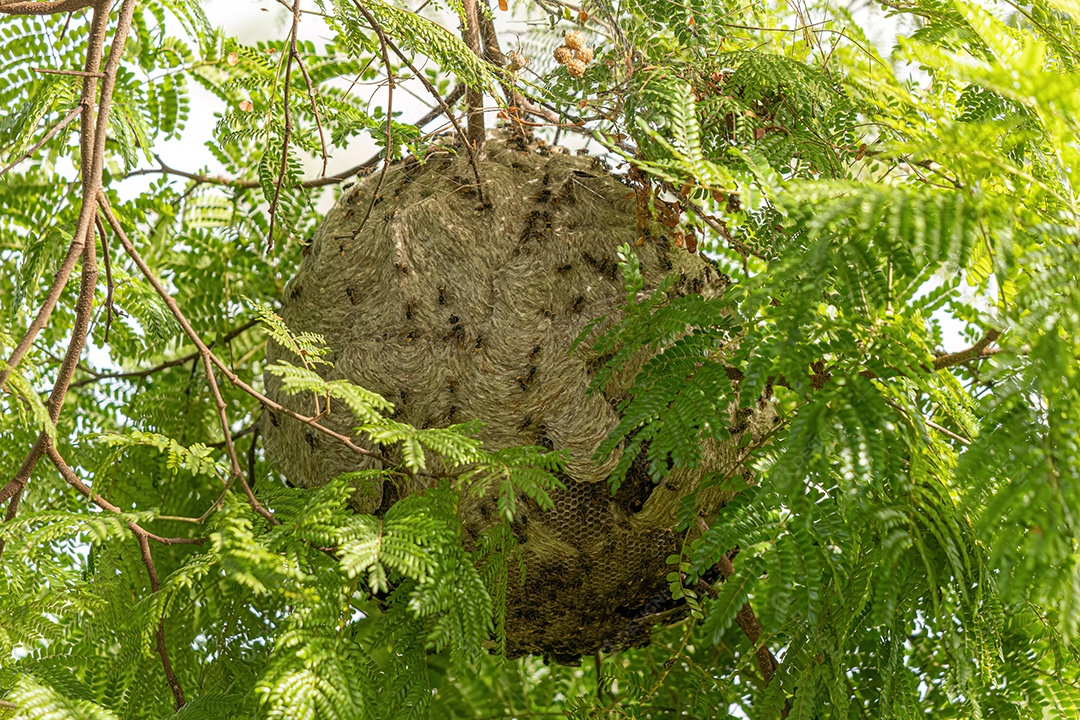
[698,555,792,717]
[461,0,486,154]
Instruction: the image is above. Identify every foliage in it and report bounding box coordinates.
[1,0,1079,717]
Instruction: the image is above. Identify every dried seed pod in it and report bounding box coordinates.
[553,45,573,65]
[564,29,586,51]
[575,46,594,64]
[507,51,529,72]
[566,57,587,78]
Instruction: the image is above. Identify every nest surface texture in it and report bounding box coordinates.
[262,131,763,663]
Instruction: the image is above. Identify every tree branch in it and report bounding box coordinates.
[99,198,383,465]
[0,0,93,15]
[266,0,304,252]
[0,0,116,390]
[0,102,84,179]
[97,194,280,526]
[135,531,186,710]
[71,318,261,388]
[350,0,484,197]
[344,0,396,244]
[43,444,201,708]
[461,0,486,153]
[123,87,466,190]
[933,329,1002,370]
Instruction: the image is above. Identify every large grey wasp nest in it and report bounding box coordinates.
[261,130,772,663]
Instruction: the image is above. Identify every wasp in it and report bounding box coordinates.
[438,286,446,305]
[475,335,483,352]
[346,287,359,305]
[405,301,413,320]
[529,345,541,359]
[305,432,317,448]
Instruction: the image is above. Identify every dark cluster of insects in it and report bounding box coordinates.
[520,209,553,244]
[516,365,538,391]
[581,251,619,281]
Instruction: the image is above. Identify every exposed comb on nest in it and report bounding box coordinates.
[261,130,774,663]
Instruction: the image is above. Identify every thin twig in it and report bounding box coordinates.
[0,102,84,179]
[44,445,201,707]
[101,201,382,462]
[94,212,115,342]
[71,318,261,388]
[266,0,303,252]
[33,66,103,77]
[136,531,186,710]
[292,49,329,176]
[346,0,396,241]
[350,0,485,197]
[98,194,280,526]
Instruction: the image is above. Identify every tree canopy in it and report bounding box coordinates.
[1,0,1079,717]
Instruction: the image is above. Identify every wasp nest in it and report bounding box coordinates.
[261,130,772,663]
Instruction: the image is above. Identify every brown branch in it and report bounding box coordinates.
[0,0,92,15]
[33,67,103,77]
[126,154,373,189]
[292,49,329,177]
[933,329,1002,370]
[266,0,303,252]
[100,201,378,460]
[461,0,486,154]
[356,3,485,199]
[45,444,206,547]
[0,484,24,558]
[43,444,198,708]
[71,317,261,388]
[0,146,105,558]
[123,88,466,193]
[477,0,504,65]
[97,194,280,526]
[346,0,396,243]
[0,102,84,179]
[0,2,138,552]
[95,212,115,342]
[135,532,186,709]
[0,0,116,390]
[694,556,790,716]
[247,424,260,494]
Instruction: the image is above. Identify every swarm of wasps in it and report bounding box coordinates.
[553,30,593,78]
